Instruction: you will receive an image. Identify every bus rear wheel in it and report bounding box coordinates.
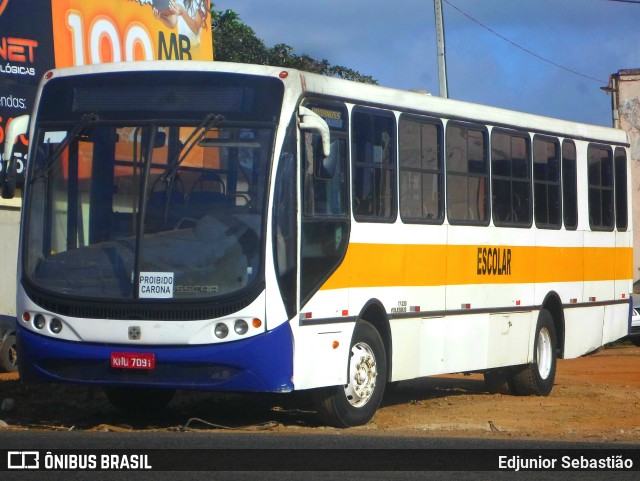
[512,310,557,396]
[104,386,176,413]
[312,320,387,428]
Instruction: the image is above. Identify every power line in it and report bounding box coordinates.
[442,0,608,84]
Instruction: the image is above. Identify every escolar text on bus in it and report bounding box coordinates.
[476,247,512,276]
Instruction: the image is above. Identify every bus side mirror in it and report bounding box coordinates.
[298,106,331,157]
[2,115,29,199]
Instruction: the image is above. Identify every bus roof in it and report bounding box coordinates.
[42,60,628,146]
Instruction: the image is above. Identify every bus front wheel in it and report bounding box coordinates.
[312,320,387,428]
[512,310,557,396]
[0,334,18,373]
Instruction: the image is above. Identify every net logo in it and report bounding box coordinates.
[0,0,8,17]
[0,37,38,63]
[7,451,40,469]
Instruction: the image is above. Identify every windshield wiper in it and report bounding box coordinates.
[159,113,224,184]
[31,113,98,183]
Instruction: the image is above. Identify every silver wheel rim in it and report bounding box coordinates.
[537,327,552,380]
[344,341,377,407]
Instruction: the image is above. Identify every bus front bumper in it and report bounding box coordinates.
[16,321,294,393]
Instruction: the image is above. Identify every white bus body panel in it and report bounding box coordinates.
[16,288,268,345]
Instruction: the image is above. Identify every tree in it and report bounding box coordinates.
[211,7,377,85]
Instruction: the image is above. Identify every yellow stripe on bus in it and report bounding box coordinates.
[319,244,633,290]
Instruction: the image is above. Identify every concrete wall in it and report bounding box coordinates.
[0,197,21,318]
[611,70,640,284]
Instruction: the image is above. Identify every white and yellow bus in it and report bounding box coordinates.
[3,61,632,427]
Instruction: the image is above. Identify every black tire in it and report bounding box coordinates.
[511,310,557,396]
[312,320,387,428]
[0,334,18,373]
[483,367,514,395]
[104,386,176,413]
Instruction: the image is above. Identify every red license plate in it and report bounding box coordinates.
[110,352,155,370]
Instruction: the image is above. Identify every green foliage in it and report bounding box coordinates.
[211,7,377,85]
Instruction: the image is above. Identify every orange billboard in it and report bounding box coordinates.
[1,0,213,185]
[51,0,213,67]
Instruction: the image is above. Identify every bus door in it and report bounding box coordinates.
[299,101,350,316]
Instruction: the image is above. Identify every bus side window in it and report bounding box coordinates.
[351,107,397,222]
[302,132,347,217]
[562,139,578,230]
[445,122,489,225]
[491,130,531,227]
[399,115,444,224]
[614,147,628,231]
[533,136,561,229]
[587,144,614,231]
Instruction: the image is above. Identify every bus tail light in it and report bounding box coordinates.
[252,318,262,328]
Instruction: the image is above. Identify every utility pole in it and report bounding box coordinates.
[433,0,449,98]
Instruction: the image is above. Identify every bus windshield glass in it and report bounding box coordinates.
[23,71,283,302]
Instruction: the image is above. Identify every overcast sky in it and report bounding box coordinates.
[212,0,640,127]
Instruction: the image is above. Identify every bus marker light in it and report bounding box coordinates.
[589,297,597,302]
[515,300,521,306]
[341,310,348,316]
[570,298,578,304]
[44,71,53,79]
[279,71,289,79]
[411,306,420,312]
[22,312,31,322]
[252,318,262,328]
[34,314,46,329]
[300,312,312,320]
[332,341,339,349]
[461,304,471,310]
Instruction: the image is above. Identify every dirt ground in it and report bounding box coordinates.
[1,344,639,442]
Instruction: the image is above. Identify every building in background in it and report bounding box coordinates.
[605,69,640,286]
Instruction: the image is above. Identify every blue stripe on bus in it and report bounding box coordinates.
[17,321,294,393]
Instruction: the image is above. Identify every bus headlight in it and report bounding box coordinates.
[214,323,229,339]
[34,314,46,330]
[50,318,63,334]
[234,319,249,335]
